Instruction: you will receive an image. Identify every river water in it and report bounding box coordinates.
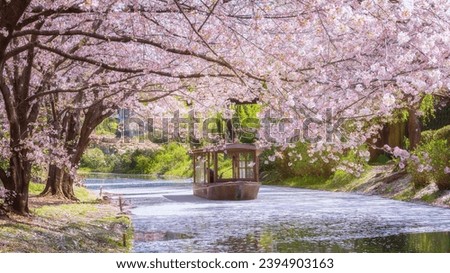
[84,176,450,253]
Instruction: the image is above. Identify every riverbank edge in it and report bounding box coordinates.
[264,164,450,209]
[0,184,134,253]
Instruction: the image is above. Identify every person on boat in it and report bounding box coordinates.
[209,168,215,183]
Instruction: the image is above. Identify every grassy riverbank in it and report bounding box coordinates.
[265,164,450,208]
[0,184,133,252]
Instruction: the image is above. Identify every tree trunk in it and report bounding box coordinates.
[40,105,114,200]
[41,165,78,200]
[9,152,31,215]
[40,165,64,196]
[408,108,421,150]
[0,4,42,215]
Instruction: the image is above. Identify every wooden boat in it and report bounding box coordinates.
[191,143,261,200]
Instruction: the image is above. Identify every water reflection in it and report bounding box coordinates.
[218,228,450,253]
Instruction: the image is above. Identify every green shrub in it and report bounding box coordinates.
[284,143,336,178]
[420,130,435,143]
[372,154,391,165]
[216,154,233,179]
[80,148,109,172]
[407,139,450,190]
[421,125,450,144]
[327,169,356,188]
[95,117,119,136]
[260,143,369,184]
[433,125,450,143]
[150,143,192,177]
[111,151,133,173]
[80,143,193,177]
[127,149,157,174]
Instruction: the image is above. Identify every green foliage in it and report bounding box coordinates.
[419,94,436,126]
[216,154,233,179]
[95,117,119,136]
[420,192,440,203]
[260,143,337,183]
[407,138,450,190]
[268,169,362,191]
[272,175,329,189]
[148,143,192,177]
[0,159,8,172]
[35,204,99,218]
[372,154,391,165]
[80,143,192,177]
[327,170,356,188]
[420,130,434,143]
[261,142,370,192]
[391,109,409,123]
[110,151,134,174]
[233,104,261,143]
[433,125,450,143]
[80,148,109,172]
[28,183,45,195]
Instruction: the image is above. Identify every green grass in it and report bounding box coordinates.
[77,167,92,174]
[2,181,133,253]
[2,195,133,253]
[98,215,134,249]
[0,223,31,234]
[266,167,373,192]
[393,187,415,201]
[74,186,97,202]
[29,182,45,195]
[34,204,99,218]
[266,175,330,190]
[28,182,97,203]
[0,213,133,252]
[420,192,440,203]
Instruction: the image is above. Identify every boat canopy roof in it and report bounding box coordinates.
[191,143,259,155]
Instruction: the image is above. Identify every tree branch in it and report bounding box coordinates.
[15,6,85,30]
[173,0,248,85]
[12,29,265,81]
[32,42,236,81]
[138,90,178,103]
[4,42,35,60]
[197,0,220,32]
[16,4,194,30]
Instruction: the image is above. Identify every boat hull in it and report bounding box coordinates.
[193,181,261,200]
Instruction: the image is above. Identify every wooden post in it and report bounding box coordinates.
[214,151,218,182]
[255,150,259,182]
[193,155,196,184]
[119,196,123,213]
[207,152,210,183]
[122,233,127,247]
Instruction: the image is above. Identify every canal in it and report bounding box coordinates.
[85,176,450,253]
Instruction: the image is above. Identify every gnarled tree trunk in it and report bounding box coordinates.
[40,103,114,200]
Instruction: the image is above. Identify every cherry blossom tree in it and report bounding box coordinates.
[0,0,266,213]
